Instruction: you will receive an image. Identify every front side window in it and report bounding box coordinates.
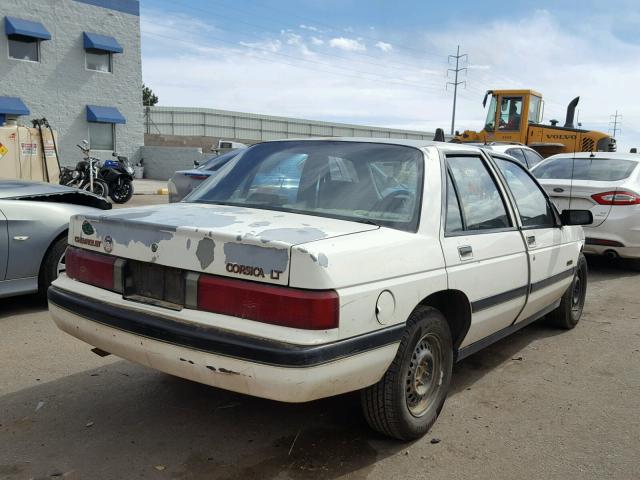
[446,156,511,231]
[533,157,638,181]
[89,123,114,150]
[86,49,112,72]
[495,158,555,228]
[8,35,39,61]
[528,95,542,124]
[186,141,424,232]
[499,96,523,131]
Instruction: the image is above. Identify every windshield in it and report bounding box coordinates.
[185,141,424,232]
[533,157,638,181]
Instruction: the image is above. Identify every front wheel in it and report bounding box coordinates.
[83,179,109,198]
[109,178,134,204]
[547,253,588,329]
[38,236,67,301]
[361,306,453,440]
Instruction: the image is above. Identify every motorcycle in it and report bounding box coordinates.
[99,152,135,204]
[59,141,109,198]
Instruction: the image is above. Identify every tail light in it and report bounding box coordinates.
[591,190,640,206]
[196,274,339,330]
[65,247,120,292]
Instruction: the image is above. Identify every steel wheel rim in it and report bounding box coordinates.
[571,268,585,314]
[405,333,443,417]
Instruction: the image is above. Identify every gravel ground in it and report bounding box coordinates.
[0,251,638,479]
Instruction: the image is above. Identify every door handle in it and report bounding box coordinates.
[553,187,564,193]
[526,235,536,247]
[458,245,473,259]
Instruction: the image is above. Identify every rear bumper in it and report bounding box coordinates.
[583,219,640,259]
[48,286,401,402]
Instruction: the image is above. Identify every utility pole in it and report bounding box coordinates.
[609,110,622,138]
[447,45,468,135]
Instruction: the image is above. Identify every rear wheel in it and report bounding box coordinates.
[110,178,134,204]
[38,236,68,301]
[361,306,453,440]
[547,253,587,329]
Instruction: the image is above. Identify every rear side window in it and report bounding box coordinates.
[506,148,527,167]
[523,149,544,168]
[533,157,638,181]
[495,158,555,228]
[447,156,511,231]
[445,173,463,233]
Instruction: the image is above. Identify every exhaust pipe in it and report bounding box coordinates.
[564,97,580,128]
[604,250,619,260]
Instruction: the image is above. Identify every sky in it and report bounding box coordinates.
[140,0,640,150]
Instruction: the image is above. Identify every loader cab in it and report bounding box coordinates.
[483,90,543,143]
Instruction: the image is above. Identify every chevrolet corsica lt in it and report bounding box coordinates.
[48,139,591,440]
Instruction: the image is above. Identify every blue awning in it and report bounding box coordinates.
[0,96,30,116]
[83,32,123,53]
[86,105,126,124]
[5,16,51,40]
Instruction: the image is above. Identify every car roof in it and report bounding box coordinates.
[263,137,484,151]
[543,152,640,162]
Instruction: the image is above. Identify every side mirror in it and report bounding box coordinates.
[193,160,200,167]
[561,209,593,226]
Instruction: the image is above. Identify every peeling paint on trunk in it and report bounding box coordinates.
[196,237,216,269]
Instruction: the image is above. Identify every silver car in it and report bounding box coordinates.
[532,152,640,268]
[0,180,111,299]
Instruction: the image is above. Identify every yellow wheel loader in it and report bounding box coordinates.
[454,89,616,157]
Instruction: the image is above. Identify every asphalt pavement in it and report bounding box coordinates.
[1,204,638,479]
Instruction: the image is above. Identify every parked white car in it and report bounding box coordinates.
[532,152,640,267]
[48,139,591,440]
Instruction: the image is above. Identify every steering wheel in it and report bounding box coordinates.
[370,189,415,216]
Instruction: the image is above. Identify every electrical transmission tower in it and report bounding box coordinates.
[609,110,622,138]
[447,45,468,135]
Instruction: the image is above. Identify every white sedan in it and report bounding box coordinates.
[532,152,640,268]
[48,139,591,440]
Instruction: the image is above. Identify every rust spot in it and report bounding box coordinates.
[218,367,240,375]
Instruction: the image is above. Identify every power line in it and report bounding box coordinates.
[447,45,467,135]
[609,110,622,138]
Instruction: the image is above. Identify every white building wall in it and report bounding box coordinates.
[0,0,143,164]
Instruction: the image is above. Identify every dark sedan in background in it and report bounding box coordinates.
[167,149,245,203]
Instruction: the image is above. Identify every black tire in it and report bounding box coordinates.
[361,306,453,440]
[109,178,134,204]
[547,253,588,329]
[38,236,68,301]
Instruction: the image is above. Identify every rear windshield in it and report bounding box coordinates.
[185,141,424,232]
[533,157,638,181]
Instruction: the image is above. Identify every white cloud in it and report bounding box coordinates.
[239,39,282,53]
[311,36,324,46]
[328,37,366,51]
[375,41,393,52]
[299,24,321,32]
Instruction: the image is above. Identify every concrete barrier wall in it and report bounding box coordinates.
[145,106,440,142]
[139,146,208,180]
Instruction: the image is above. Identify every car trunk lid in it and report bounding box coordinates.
[538,179,627,227]
[68,202,378,286]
